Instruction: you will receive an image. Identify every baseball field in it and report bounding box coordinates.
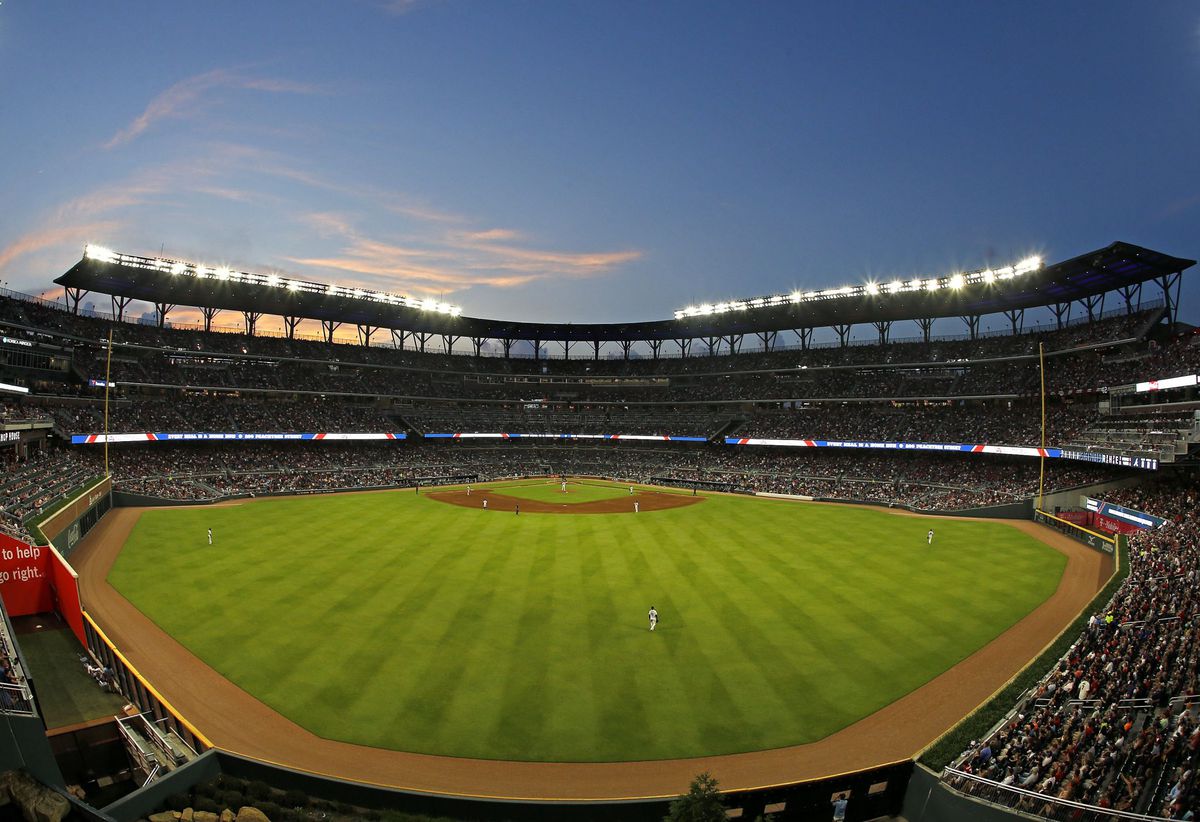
[105,479,1066,763]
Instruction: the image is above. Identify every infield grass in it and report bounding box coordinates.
[109,482,1066,762]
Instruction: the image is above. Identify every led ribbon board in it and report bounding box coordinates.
[423,433,708,441]
[1135,374,1198,393]
[1084,497,1166,530]
[725,437,1159,469]
[71,432,407,443]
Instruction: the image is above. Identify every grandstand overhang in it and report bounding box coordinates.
[55,241,1193,343]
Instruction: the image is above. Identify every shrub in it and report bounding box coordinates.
[194,797,221,814]
[283,789,308,808]
[165,793,190,812]
[246,780,273,801]
[258,800,283,819]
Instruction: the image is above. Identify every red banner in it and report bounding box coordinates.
[0,532,52,617]
[48,547,85,646]
[1094,513,1143,536]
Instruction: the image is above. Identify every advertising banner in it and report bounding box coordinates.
[0,533,52,617]
[1084,497,1165,531]
[72,432,408,444]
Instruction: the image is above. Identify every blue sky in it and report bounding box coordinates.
[2,1,1198,335]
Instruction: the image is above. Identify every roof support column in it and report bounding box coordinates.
[471,336,485,356]
[675,338,692,358]
[649,339,663,359]
[1118,283,1142,315]
[702,336,719,357]
[63,287,88,315]
[357,324,376,347]
[1157,271,1182,326]
[321,320,341,344]
[415,332,431,353]
[283,316,301,340]
[755,330,777,352]
[243,311,262,336]
[1080,293,1104,323]
[1051,302,1071,330]
[915,317,934,344]
[793,328,813,350]
[872,320,891,346]
[592,340,602,360]
[833,324,851,348]
[620,340,633,360]
[721,334,743,355]
[111,295,133,323]
[961,314,980,341]
[532,338,540,360]
[560,340,572,360]
[154,302,175,329]
[501,338,513,358]
[391,329,410,350]
[1002,309,1024,336]
[442,334,459,355]
[200,307,221,334]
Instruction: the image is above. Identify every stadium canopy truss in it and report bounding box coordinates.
[55,241,1193,358]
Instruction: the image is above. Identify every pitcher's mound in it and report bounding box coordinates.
[427,489,704,514]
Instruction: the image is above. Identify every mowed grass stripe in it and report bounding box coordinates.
[108,483,1065,761]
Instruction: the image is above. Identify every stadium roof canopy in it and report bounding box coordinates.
[55,241,1193,346]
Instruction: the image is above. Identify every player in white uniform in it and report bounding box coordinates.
[634,501,640,513]
[561,480,567,493]
[482,498,488,510]
[648,606,658,631]
[207,528,213,545]
[927,528,934,545]
[629,485,634,495]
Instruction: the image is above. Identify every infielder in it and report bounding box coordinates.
[634,501,640,513]
[482,498,488,510]
[648,605,658,631]
[561,480,567,493]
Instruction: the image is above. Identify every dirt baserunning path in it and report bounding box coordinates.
[71,494,1108,800]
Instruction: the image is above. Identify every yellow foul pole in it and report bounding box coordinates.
[1038,341,1046,511]
[103,329,113,478]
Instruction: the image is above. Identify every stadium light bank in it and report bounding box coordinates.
[672,255,1043,320]
[83,244,463,316]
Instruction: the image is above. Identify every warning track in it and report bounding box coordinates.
[71,493,1108,801]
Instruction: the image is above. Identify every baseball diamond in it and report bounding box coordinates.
[84,480,1084,768]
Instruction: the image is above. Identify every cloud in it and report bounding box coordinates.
[105,68,323,149]
[0,221,122,272]
[285,212,642,295]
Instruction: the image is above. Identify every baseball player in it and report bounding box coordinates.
[207,528,213,546]
[634,500,640,513]
[927,528,934,546]
[648,605,658,631]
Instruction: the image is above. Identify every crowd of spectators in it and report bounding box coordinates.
[63,441,1124,512]
[0,621,31,713]
[0,449,95,542]
[952,477,1200,818]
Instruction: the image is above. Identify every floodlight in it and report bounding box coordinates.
[949,273,965,289]
[84,244,116,263]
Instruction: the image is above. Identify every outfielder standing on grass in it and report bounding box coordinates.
[648,605,658,631]
[207,528,213,545]
[927,528,935,545]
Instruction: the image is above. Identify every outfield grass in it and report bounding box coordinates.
[109,483,1066,762]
